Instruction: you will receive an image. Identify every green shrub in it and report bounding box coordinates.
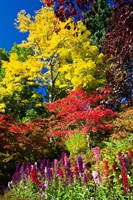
[65,131,88,156]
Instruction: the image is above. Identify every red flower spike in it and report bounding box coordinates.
[128,148,133,158]
[103,160,109,177]
[30,165,41,187]
[122,170,130,193]
[58,167,64,179]
[112,163,117,172]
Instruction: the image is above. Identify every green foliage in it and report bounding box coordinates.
[65,131,88,156]
[2,179,41,200]
[21,108,38,122]
[10,43,34,62]
[0,48,9,82]
[101,137,133,166]
[0,89,45,120]
[0,48,9,64]
[3,181,133,200]
[46,183,93,200]
[85,0,112,50]
[103,136,133,155]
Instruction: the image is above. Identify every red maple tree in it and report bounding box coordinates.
[47,89,117,136]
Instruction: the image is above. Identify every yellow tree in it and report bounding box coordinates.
[0,52,44,119]
[1,6,107,105]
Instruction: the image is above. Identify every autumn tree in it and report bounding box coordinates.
[0,113,64,186]
[103,0,133,108]
[12,6,107,103]
[43,0,112,50]
[47,89,117,147]
[0,45,45,120]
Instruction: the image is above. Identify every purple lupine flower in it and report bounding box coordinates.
[78,156,84,173]
[46,159,50,168]
[61,152,67,166]
[40,160,46,171]
[19,163,26,176]
[84,173,90,185]
[92,171,100,186]
[118,151,127,172]
[24,163,31,178]
[22,161,27,171]
[66,161,72,178]
[12,173,19,184]
[15,163,20,172]
[46,166,53,182]
[40,159,46,177]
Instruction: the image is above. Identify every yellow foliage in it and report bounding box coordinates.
[15,6,106,91]
[0,103,6,113]
[0,53,42,96]
[0,6,107,102]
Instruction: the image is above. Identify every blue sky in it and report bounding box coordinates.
[0,0,43,52]
[0,0,113,52]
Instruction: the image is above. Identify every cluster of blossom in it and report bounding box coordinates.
[8,147,133,194]
[10,153,91,190]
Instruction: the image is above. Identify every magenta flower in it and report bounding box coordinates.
[61,152,67,166]
[92,146,100,164]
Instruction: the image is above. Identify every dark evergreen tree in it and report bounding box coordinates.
[84,0,112,50]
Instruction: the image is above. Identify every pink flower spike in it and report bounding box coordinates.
[92,146,100,164]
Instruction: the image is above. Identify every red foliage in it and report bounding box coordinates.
[0,114,51,163]
[43,0,95,21]
[104,1,133,64]
[44,0,54,7]
[103,0,133,108]
[47,89,117,136]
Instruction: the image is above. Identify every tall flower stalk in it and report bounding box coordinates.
[118,151,130,193]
